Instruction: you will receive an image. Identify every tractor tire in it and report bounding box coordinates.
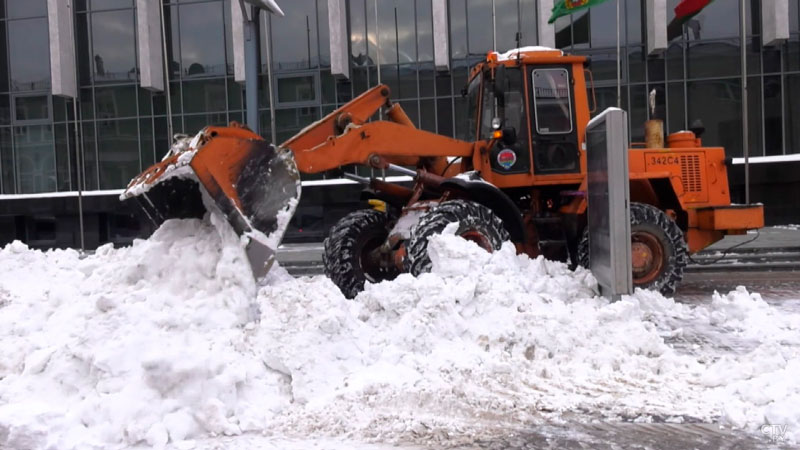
[323,209,397,299]
[577,202,688,296]
[406,199,509,276]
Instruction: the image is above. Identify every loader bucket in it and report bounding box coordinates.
[121,125,301,278]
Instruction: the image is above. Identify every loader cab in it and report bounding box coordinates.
[467,50,585,184]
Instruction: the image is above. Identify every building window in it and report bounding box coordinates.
[97,118,139,190]
[269,1,319,70]
[14,124,56,193]
[13,95,50,123]
[179,2,226,78]
[8,18,50,92]
[7,0,47,20]
[90,10,137,83]
[275,74,318,106]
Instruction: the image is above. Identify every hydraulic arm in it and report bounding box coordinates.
[282,84,473,174]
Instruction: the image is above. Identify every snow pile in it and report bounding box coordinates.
[1,219,799,449]
[0,219,275,449]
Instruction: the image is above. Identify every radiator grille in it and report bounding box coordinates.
[679,155,702,193]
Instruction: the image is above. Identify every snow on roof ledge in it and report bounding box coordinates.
[494,46,563,61]
[732,153,800,165]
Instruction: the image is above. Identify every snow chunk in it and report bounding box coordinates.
[1,219,799,448]
[493,46,563,61]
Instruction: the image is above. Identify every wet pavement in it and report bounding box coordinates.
[705,227,800,252]
[679,271,800,303]
[452,422,793,450]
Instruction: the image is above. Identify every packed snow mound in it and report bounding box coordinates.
[0,219,799,449]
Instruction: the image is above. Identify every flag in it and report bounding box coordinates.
[667,0,714,41]
[548,0,612,24]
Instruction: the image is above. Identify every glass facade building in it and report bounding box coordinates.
[0,0,799,248]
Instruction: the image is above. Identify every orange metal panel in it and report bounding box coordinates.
[686,229,725,253]
[190,132,264,210]
[629,147,732,209]
[696,205,765,231]
[282,84,391,151]
[571,62,589,180]
[124,124,262,204]
[290,120,475,173]
[643,151,708,203]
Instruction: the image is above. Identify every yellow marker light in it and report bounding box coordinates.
[492,130,503,139]
[368,199,387,212]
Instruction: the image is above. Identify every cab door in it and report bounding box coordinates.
[529,66,581,175]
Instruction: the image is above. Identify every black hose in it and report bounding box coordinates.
[440,157,461,176]
[687,229,761,265]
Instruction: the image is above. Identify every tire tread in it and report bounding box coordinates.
[577,202,688,295]
[406,199,509,275]
[323,209,393,298]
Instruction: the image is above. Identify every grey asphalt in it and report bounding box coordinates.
[705,226,800,251]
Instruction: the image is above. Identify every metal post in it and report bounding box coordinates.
[159,0,173,141]
[374,0,381,84]
[262,12,277,143]
[492,0,497,51]
[740,0,750,204]
[306,15,312,69]
[374,0,381,125]
[616,0,622,108]
[244,5,260,135]
[69,0,85,252]
[72,99,85,252]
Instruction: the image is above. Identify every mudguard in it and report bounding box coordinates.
[440,171,526,243]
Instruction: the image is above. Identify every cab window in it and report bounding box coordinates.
[480,67,525,141]
[479,74,496,140]
[532,68,573,134]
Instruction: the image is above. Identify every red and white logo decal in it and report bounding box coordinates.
[497,149,517,169]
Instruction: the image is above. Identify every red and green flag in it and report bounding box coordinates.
[548,0,612,24]
[667,0,715,40]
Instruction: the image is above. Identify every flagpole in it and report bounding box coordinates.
[616,0,621,108]
[740,0,750,205]
[492,0,497,51]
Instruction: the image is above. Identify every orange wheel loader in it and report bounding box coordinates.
[121,47,764,297]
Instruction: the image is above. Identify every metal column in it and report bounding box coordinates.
[740,0,749,204]
[244,5,260,135]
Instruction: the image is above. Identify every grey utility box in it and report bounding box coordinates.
[585,107,632,300]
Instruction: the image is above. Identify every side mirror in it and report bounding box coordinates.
[494,65,506,86]
[493,65,506,99]
[501,126,517,145]
[585,69,597,114]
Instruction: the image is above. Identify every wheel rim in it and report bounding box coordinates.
[460,230,493,252]
[631,231,665,285]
